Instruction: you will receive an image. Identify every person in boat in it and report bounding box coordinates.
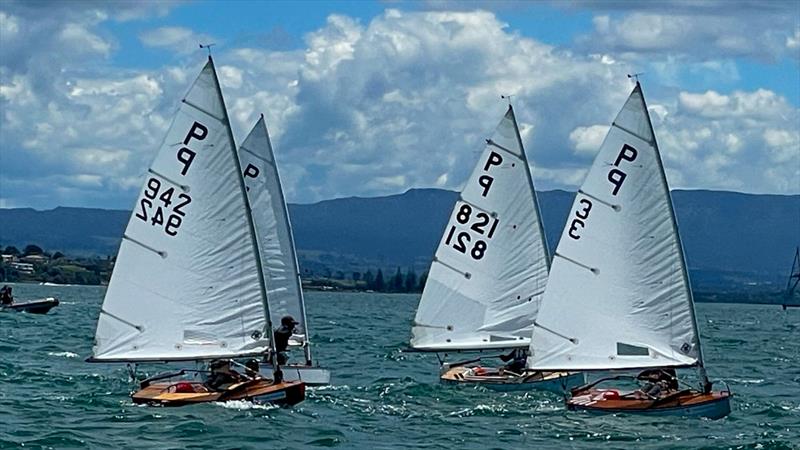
[244,358,261,379]
[498,348,527,375]
[0,285,13,305]
[637,368,679,398]
[274,315,299,365]
[204,359,246,391]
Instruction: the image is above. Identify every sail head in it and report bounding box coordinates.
[411,107,550,351]
[91,59,270,361]
[529,83,701,371]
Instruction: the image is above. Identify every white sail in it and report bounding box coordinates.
[238,116,309,349]
[411,106,550,351]
[91,58,270,361]
[529,82,701,371]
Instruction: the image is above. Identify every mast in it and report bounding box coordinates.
[508,105,551,267]
[637,81,709,391]
[208,56,280,376]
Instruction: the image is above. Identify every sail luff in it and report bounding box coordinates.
[208,57,278,360]
[508,105,551,267]
[636,82,707,381]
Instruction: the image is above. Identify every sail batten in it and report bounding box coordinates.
[528,82,702,372]
[91,58,271,362]
[411,106,550,351]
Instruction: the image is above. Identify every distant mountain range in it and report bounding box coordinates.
[1,189,798,291]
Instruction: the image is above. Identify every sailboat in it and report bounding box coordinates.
[87,56,305,407]
[782,246,800,309]
[528,80,732,419]
[237,115,331,385]
[409,104,584,392]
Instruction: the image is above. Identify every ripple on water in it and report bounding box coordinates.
[2,287,799,449]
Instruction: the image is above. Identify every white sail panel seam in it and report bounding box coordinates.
[554,251,598,275]
[432,257,471,279]
[533,320,578,344]
[577,189,620,211]
[122,234,166,258]
[612,121,655,146]
[241,146,271,164]
[486,139,523,159]
[181,99,225,123]
[147,169,190,192]
[456,196,497,217]
[100,309,144,331]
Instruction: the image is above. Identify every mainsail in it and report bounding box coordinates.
[529,82,703,371]
[91,57,271,361]
[238,116,311,360]
[411,106,550,351]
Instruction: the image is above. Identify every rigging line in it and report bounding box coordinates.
[432,257,472,279]
[123,234,167,259]
[485,139,523,159]
[533,320,578,344]
[577,189,620,212]
[181,98,225,123]
[100,308,144,332]
[611,121,655,146]
[148,169,190,192]
[554,252,598,275]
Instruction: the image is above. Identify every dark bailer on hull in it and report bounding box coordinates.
[131,378,305,407]
[568,388,732,420]
[1,297,59,314]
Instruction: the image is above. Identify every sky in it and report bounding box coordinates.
[0,0,798,210]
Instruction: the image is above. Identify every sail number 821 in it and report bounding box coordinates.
[444,203,498,260]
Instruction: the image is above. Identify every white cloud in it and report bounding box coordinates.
[0,5,798,210]
[139,26,215,54]
[678,89,793,120]
[569,125,608,154]
[573,2,798,62]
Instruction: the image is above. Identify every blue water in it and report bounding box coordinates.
[1,284,798,449]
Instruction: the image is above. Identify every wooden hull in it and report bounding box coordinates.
[1,297,59,314]
[568,388,732,420]
[440,366,585,393]
[131,379,305,407]
[260,364,331,386]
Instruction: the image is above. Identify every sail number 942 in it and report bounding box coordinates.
[444,203,499,260]
[135,177,192,237]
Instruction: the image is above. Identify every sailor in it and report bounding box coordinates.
[244,358,261,379]
[0,285,13,305]
[498,348,527,374]
[637,368,678,398]
[204,359,245,391]
[274,315,299,365]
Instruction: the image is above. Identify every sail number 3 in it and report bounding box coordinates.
[568,144,638,240]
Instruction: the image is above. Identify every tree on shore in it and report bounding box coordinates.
[405,268,417,293]
[375,269,385,291]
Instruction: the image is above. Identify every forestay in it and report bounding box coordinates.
[529,82,701,371]
[411,106,550,351]
[238,116,309,344]
[91,58,271,361]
